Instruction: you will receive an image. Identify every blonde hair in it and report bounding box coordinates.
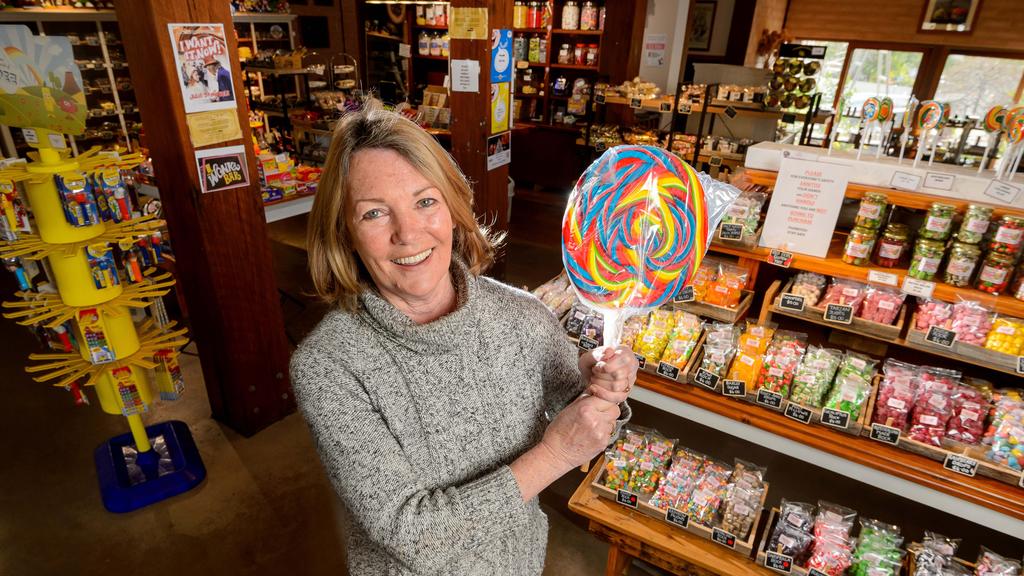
[307,104,504,310]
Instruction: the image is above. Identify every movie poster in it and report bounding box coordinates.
[167,23,236,114]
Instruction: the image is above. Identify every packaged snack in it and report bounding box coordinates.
[945,385,990,446]
[634,309,675,365]
[973,547,1022,575]
[850,518,904,576]
[700,323,741,378]
[690,260,718,302]
[756,330,808,396]
[627,432,677,495]
[660,312,703,367]
[703,262,748,309]
[835,352,878,384]
[721,190,766,239]
[789,272,827,305]
[533,274,575,316]
[908,368,960,447]
[983,389,1024,446]
[872,359,920,430]
[580,313,605,346]
[682,459,733,526]
[603,424,650,489]
[737,321,775,354]
[819,278,867,313]
[806,501,857,576]
[726,323,775,386]
[718,459,766,540]
[915,298,954,331]
[986,406,1024,472]
[619,313,649,350]
[858,285,905,325]
[649,448,705,510]
[913,531,960,576]
[790,346,843,407]
[768,500,816,563]
[949,300,993,346]
[984,318,1024,356]
[824,371,873,421]
[564,302,590,338]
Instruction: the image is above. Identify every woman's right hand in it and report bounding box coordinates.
[539,395,620,470]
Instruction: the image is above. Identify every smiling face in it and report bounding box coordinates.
[346,148,455,317]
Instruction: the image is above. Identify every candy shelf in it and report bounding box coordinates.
[631,374,1024,532]
[766,279,907,343]
[674,290,754,324]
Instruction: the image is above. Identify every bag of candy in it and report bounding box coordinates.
[806,532,854,576]
[945,385,990,446]
[913,531,961,576]
[915,298,954,332]
[682,459,733,527]
[858,285,905,325]
[660,311,703,367]
[737,321,776,354]
[603,424,652,490]
[788,272,827,306]
[819,278,868,314]
[872,359,921,430]
[835,351,878,384]
[982,389,1024,445]
[768,499,816,564]
[790,346,843,407]
[718,459,766,540]
[580,313,605,346]
[973,546,1022,576]
[908,367,961,447]
[824,353,878,420]
[626,430,677,495]
[850,518,904,576]
[950,300,993,346]
[633,309,675,365]
[649,448,705,510]
[720,190,766,240]
[619,313,649,350]
[984,317,1024,356]
[986,406,1024,472]
[756,330,808,396]
[703,262,748,309]
[690,259,719,302]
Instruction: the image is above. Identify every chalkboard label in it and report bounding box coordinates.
[779,293,805,312]
[943,454,978,477]
[821,408,851,429]
[712,527,736,548]
[757,388,784,409]
[577,335,599,351]
[659,102,672,112]
[824,303,854,324]
[781,113,796,124]
[694,368,720,391]
[666,507,689,528]
[724,106,738,119]
[870,423,901,445]
[657,361,681,381]
[630,97,642,109]
[925,326,957,348]
[616,489,639,508]
[594,141,607,152]
[765,551,794,573]
[595,93,606,104]
[678,103,692,115]
[1016,356,1024,375]
[719,223,744,240]
[723,380,746,397]
[768,249,793,267]
[1019,472,1024,489]
[809,570,830,576]
[674,285,695,303]
[784,403,813,424]
[710,155,723,167]
[634,353,646,369]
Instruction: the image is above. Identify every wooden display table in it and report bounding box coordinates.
[569,461,776,576]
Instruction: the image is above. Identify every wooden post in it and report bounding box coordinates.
[115,0,293,436]
[448,0,513,233]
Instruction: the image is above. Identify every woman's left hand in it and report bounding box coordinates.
[579,346,638,406]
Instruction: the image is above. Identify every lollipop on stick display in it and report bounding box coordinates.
[561,145,739,347]
[827,96,846,156]
[857,97,881,161]
[1005,120,1024,182]
[977,105,1007,174]
[897,97,918,164]
[929,102,952,166]
[996,107,1024,180]
[914,100,943,168]
[875,97,894,159]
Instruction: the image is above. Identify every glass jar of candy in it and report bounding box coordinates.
[957,204,992,244]
[874,223,909,268]
[943,241,981,287]
[561,1,580,29]
[842,225,876,266]
[976,252,1015,294]
[855,192,888,230]
[908,238,945,280]
[989,215,1024,256]
[918,202,956,241]
[557,43,571,64]
[513,1,528,28]
[580,1,598,30]
[528,34,540,62]
[586,44,599,67]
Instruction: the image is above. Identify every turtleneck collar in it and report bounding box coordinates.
[357,258,481,356]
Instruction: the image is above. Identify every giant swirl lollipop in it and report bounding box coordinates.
[562,145,738,345]
[914,100,943,168]
[857,97,881,160]
[978,105,1008,174]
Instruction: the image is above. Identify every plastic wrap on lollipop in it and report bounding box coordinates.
[562,145,740,345]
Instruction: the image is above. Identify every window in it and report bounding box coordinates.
[834,48,924,148]
[934,54,1024,118]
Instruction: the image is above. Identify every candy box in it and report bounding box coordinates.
[675,289,754,324]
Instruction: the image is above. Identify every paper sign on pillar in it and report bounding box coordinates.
[758,158,851,258]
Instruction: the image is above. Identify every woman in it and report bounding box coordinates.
[291,105,638,575]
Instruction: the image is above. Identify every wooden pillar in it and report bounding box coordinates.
[114,0,293,436]
[449,0,513,233]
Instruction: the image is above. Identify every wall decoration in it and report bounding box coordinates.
[920,0,981,33]
[687,1,717,52]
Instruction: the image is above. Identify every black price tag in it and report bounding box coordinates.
[779,293,805,312]
[925,326,957,348]
[723,380,746,397]
[768,249,793,267]
[784,403,813,424]
[870,423,901,445]
[595,93,606,104]
[824,303,854,324]
[781,113,796,124]
[659,102,672,112]
[756,388,784,409]
[578,335,599,351]
[630,97,642,109]
[694,368,720,391]
[657,361,681,381]
[809,570,830,576]
[1019,472,1024,489]
[765,551,794,573]
[674,285,695,303]
[594,141,607,152]
[616,489,639,508]
[719,223,744,240]
[724,106,737,119]
[1017,356,1024,375]
[712,527,736,548]
[666,508,689,528]
[634,353,647,369]
[943,454,978,477]
[821,408,851,429]
[710,155,723,167]
[678,103,692,115]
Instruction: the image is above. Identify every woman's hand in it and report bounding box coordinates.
[579,345,639,405]
[539,395,621,471]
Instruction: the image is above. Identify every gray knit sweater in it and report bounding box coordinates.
[290,262,630,575]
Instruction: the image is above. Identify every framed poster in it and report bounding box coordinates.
[919,0,981,32]
[687,1,716,52]
[168,23,236,113]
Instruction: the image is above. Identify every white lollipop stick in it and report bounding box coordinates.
[876,119,891,159]
[928,127,942,166]
[978,132,999,174]
[857,121,869,161]
[1010,144,1024,182]
[914,130,927,168]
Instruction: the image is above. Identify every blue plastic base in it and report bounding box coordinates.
[94,420,206,513]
